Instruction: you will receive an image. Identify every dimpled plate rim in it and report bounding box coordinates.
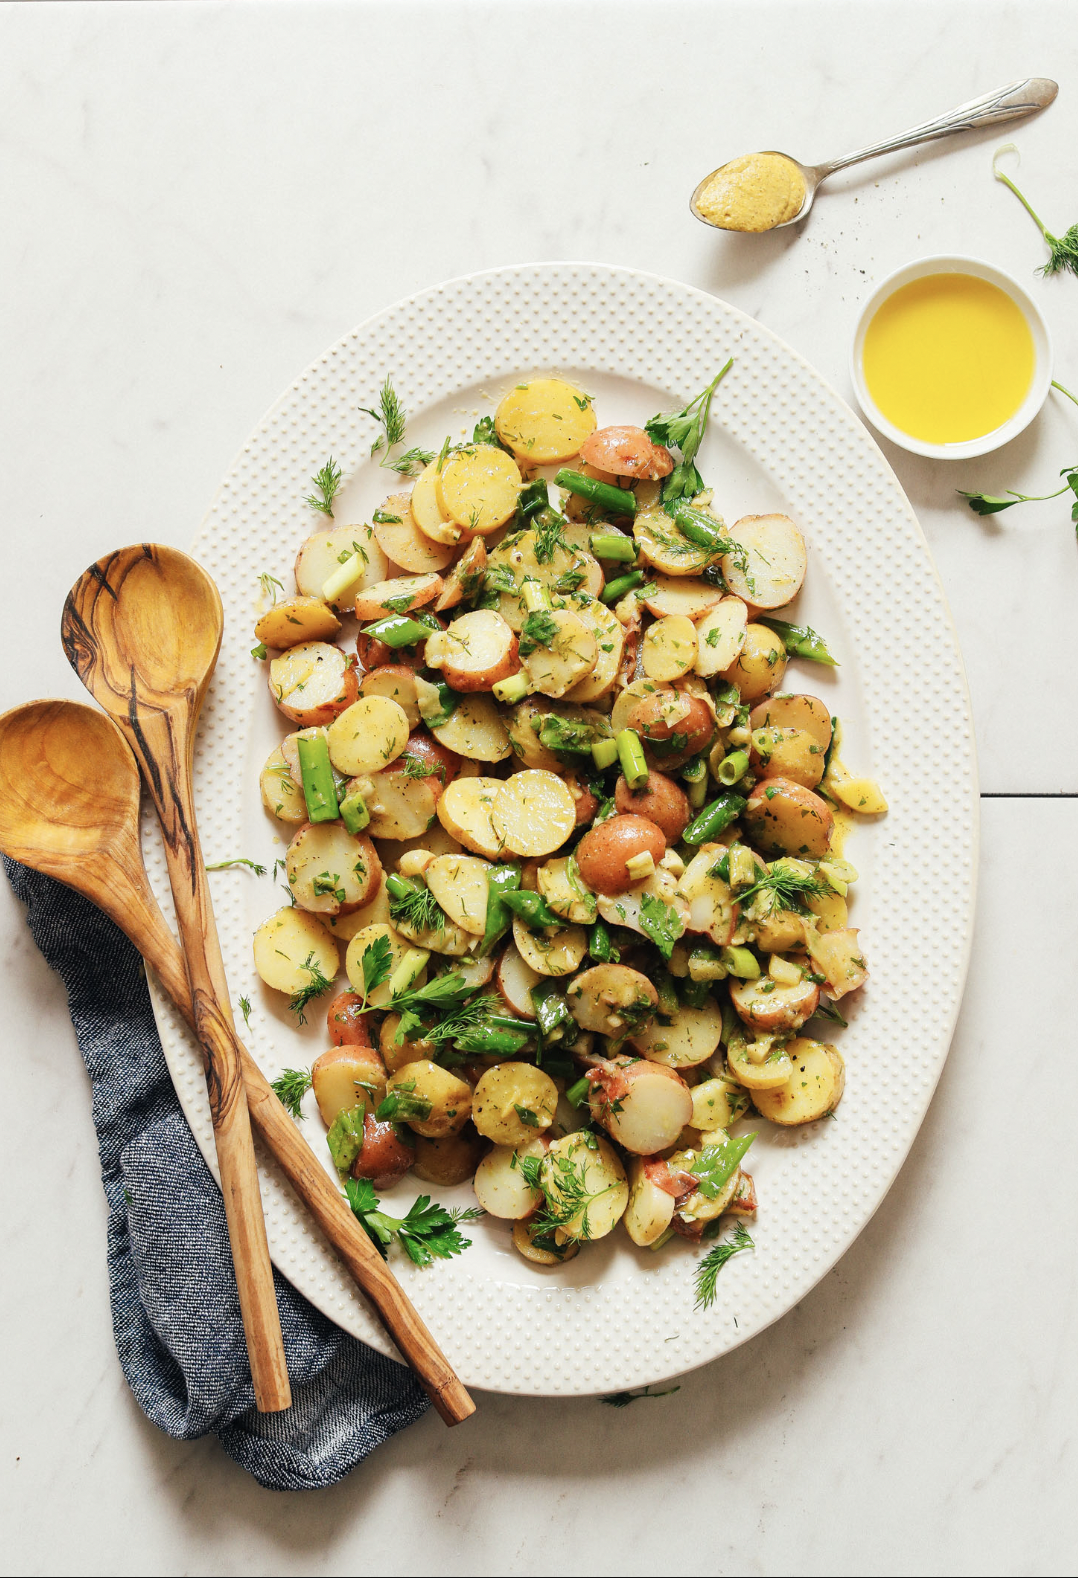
[141,263,978,1395]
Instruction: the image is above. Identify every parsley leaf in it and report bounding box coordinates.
[344,1177,483,1268]
[359,934,393,1006]
[638,891,684,960]
[645,360,733,510]
[518,608,560,656]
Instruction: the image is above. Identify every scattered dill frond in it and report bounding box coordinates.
[306,459,343,517]
[388,882,446,935]
[238,995,253,1028]
[288,952,335,1023]
[693,1222,754,1311]
[258,572,284,606]
[271,1066,313,1119]
[994,146,1078,279]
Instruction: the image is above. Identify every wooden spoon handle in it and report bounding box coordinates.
[142,912,474,1424]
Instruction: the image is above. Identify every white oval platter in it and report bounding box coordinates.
[142,263,978,1395]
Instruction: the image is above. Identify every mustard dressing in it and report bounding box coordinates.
[862,273,1034,444]
[695,154,807,233]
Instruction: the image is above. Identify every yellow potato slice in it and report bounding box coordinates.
[473,1141,546,1219]
[424,852,492,936]
[537,856,597,924]
[359,667,421,728]
[254,596,341,650]
[694,596,748,676]
[436,775,505,857]
[362,768,439,841]
[259,745,306,823]
[562,598,624,703]
[512,915,587,976]
[627,998,723,1068]
[411,461,463,546]
[492,769,576,857]
[486,529,603,632]
[633,507,712,576]
[472,1063,558,1147]
[540,1132,627,1240]
[253,906,340,996]
[294,522,389,609]
[751,1038,844,1124]
[434,537,488,611]
[327,696,410,775]
[430,693,512,762]
[353,572,443,622]
[642,576,725,622]
[831,777,888,815]
[721,514,807,609]
[494,379,596,464]
[642,614,698,681]
[521,609,597,698]
[437,445,523,534]
[321,883,391,944]
[344,922,413,1009]
[371,492,455,573]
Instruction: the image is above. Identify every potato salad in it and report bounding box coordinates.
[249,367,886,1291]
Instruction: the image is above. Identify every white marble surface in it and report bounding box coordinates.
[1,3,1076,1573]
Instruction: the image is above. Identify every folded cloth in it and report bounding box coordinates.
[5,858,428,1490]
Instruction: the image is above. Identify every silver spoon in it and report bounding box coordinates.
[691,77,1058,232]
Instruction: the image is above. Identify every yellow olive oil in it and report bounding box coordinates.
[862,273,1034,444]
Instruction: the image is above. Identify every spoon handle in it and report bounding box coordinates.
[816,77,1058,178]
[131,710,292,1414]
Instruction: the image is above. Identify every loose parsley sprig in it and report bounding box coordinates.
[646,359,733,511]
[358,934,393,1007]
[306,459,343,518]
[994,146,1078,279]
[344,1177,483,1267]
[271,1066,313,1119]
[694,1222,755,1311]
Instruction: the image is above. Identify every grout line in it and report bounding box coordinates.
[980,792,1078,799]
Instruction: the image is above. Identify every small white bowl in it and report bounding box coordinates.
[850,254,1053,460]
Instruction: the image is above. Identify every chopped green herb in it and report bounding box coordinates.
[305,459,343,518]
[694,1221,755,1310]
[271,1065,313,1119]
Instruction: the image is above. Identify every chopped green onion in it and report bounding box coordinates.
[322,552,366,604]
[717,749,750,787]
[493,671,531,705]
[339,789,370,834]
[600,570,644,605]
[297,734,340,823]
[591,737,619,771]
[555,468,637,516]
[589,533,637,562]
[616,728,649,789]
[720,946,760,980]
[360,614,433,648]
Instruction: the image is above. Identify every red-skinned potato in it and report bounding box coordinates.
[355,615,444,675]
[587,1058,693,1154]
[311,1043,387,1127]
[395,731,461,798]
[326,991,374,1047]
[564,769,599,827]
[626,691,715,769]
[614,770,691,842]
[268,642,359,727]
[575,814,667,895]
[424,610,520,693]
[743,777,834,858]
[359,665,423,728]
[579,425,674,480]
[352,1114,415,1189]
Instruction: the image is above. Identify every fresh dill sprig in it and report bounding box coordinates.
[737,866,831,916]
[600,1385,681,1407]
[205,856,267,876]
[271,1065,313,1119]
[532,511,568,564]
[344,1177,484,1267]
[288,952,335,1024]
[390,446,436,478]
[238,995,253,1028]
[994,146,1078,279]
[693,1222,754,1311]
[306,459,343,518]
[523,1138,620,1244]
[400,755,439,781]
[258,572,284,606]
[360,376,408,460]
[387,882,446,935]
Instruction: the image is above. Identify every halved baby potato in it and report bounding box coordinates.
[294,523,389,609]
[751,1037,844,1124]
[642,614,697,681]
[425,610,520,693]
[806,927,868,999]
[512,915,588,976]
[431,694,512,762]
[540,1131,628,1241]
[361,767,440,842]
[385,1060,472,1138]
[694,597,748,677]
[344,922,413,1009]
[412,1128,487,1188]
[411,460,464,546]
[371,492,455,573]
[436,775,505,857]
[269,642,359,727]
[721,514,807,609]
[729,971,819,1032]
[627,997,723,1068]
[354,572,444,623]
[633,507,713,577]
[311,1043,387,1126]
[726,1031,793,1091]
[472,1062,559,1147]
[359,665,422,729]
[327,695,410,776]
[437,445,522,534]
[495,379,597,464]
[642,576,725,623]
[424,852,492,936]
[589,1059,694,1155]
[434,537,488,611]
[492,770,577,858]
[722,623,787,701]
[750,725,826,789]
[563,598,624,704]
[473,1139,547,1219]
[677,849,739,945]
[623,1156,676,1247]
[566,964,658,1035]
[253,906,340,997]
[259,745,307,823]
[521,609,598,698]
[255,596,341,651]
[750,692,833,754]
[487,529,602,632]
[743,777,834,858]
[536,856,597,925]
[495,944,543,1017]
[285,823,381,915]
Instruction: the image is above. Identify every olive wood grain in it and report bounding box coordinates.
[0,698,475,1426]
[60,545,290,1414]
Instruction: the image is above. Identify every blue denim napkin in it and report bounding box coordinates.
[5,857,429,1490]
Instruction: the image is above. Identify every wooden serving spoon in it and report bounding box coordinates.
[60,544,291,1411]
[0,698,475,1425]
